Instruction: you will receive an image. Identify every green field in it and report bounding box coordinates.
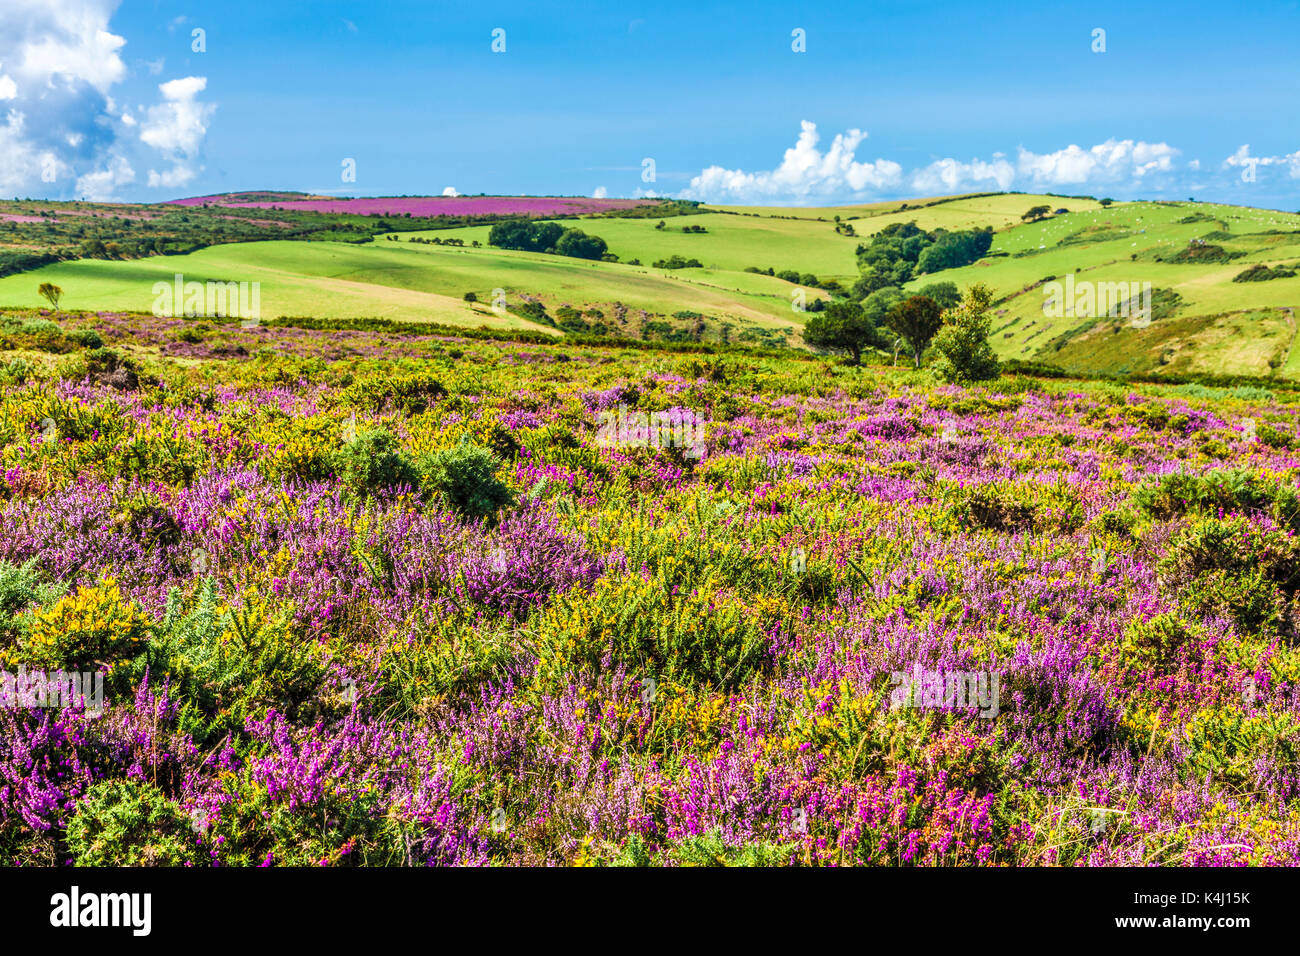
[0,239,821,338]
[3,191,1299,375]
[914,201,1300,376]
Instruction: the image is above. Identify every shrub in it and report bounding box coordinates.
[1131,468,1300,534]
[553,229,608,261]
[66,780,201,867]
[653,255,703,270]
[343,372,445,415]
[1233,264,1296,282]
[65,328,105,349]
[535,572,770,691]
[1158,516,1300,637]
[418,441,513,522]
[17,577,150,669]
[334,429,419,496]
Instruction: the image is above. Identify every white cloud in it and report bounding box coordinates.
[683,125,1190,203]
[912,155,1015,193]
[0,0,128,195]
[681,121,903,203]
[146,163,196,189]
[1014,139,1178,186]
[140,76,212,155]
[441,186,459,197]
[5,0,127,93]
[77,152,133,199]
[140,75,214,191]
[0,3,220,199]
[1224,144,1300,178]
[592,185,607,199]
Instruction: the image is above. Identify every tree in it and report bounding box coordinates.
[917,281,961,310]
[802,300,874,365]
[1021,205,1051,222]
[1099,198,1114,207]
[487,220,565,253]
[859,286,905,355]
[931,282,1001,383]
[884,295,944,368]
[38,282,62,310]
[554,229,607,260]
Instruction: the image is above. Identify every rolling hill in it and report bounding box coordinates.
[1,191,1298,375]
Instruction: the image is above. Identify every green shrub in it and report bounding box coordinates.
[343,372,446,415]
[418,441,513,522]
[667,831,797,866]
[930,284,1000,383]
[66,328,105,349]
[334,429,419,496]
[137,582,327,742]
[1158,516,1300,637]
[66,780,201,866]
[1132,468,1300,533]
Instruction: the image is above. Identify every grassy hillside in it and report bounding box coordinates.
[2,192,1298,375]
[916,201,1300,376]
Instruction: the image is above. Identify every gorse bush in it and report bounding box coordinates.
[66,780,201,867]
[418,441,513,522]
[1132,468,1300,533]
[1158,516,1300,638]
[335,428,419,497]
[535,572,771,691]
[16,578,149,669]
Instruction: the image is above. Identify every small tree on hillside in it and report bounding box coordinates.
[1021,205,1051,222]
[884,295,944,368]
[802,300,874,365]
[916,281,961,310]
[38,283,62,310]
[931,282,1001,384]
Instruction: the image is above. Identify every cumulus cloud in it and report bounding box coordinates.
[0,0,127,195]
[441,186,459,197]
[77,153,134,199]
[1016,139,1178,186]
[682,124,1187,203]
[591,185,608,199]
[140,75,213,192]
[140,76,212,155]
[920,140,1180,193]
[681,121,903,203]
[1224,144,1300,178]
[0,2,214,199]
[912,156,1015,193]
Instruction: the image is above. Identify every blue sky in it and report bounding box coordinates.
[4,0,1299,207]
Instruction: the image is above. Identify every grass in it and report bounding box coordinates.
[1,193,1298,376]
[907,200,1300,376]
